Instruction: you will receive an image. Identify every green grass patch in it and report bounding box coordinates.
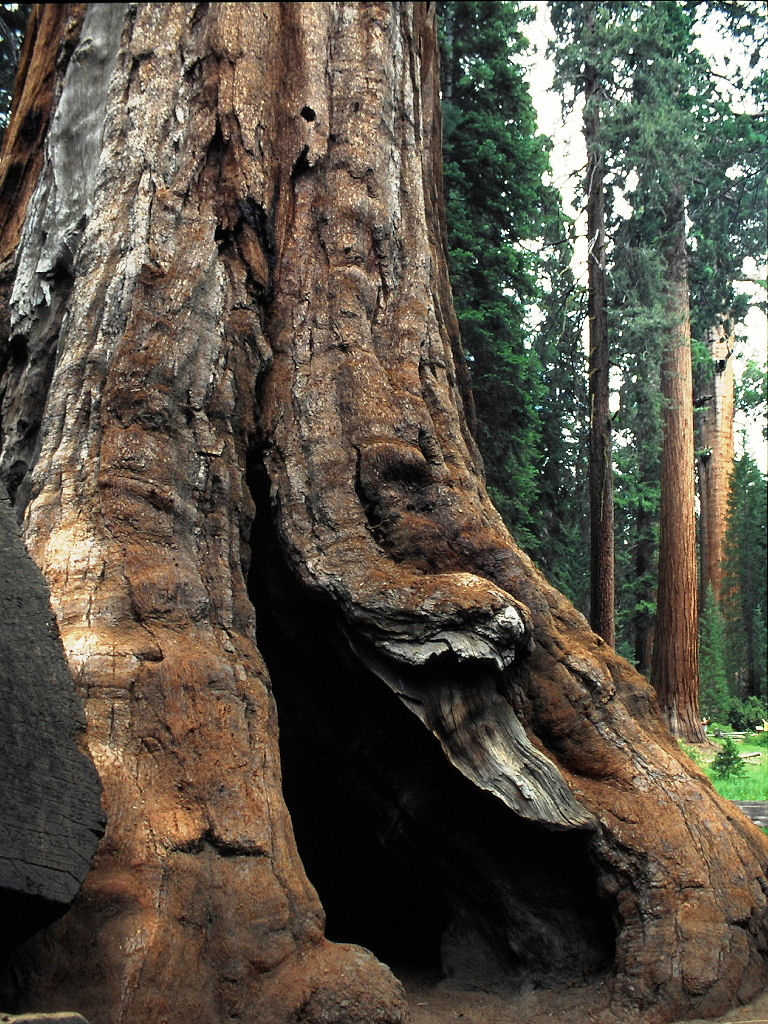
[690,732,768,801]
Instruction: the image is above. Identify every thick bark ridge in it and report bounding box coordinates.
[0,5,765,1024]
[651,197,704,744]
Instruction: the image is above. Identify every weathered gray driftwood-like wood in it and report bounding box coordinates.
[0,481,104,920]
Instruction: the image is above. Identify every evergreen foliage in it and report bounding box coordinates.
[698,584,731,721]
[734,356,768,438]
[722,450,768,700]
[610,233,664,669]
[549,1,766,684]
[439,1,553,552]
[0,4,30,142]
[529,179,589,604]
[711,737,746,779]
[531,250,590,608]
[688,90,767,341]
[727,695,768,731]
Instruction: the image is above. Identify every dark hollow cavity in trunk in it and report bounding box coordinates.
[246,451,617,986]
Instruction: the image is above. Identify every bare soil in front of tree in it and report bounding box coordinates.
[398,970,768,1024]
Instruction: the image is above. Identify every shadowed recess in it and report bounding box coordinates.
[246,450,617,985]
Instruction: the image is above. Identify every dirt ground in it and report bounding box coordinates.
[398,971,768,1024]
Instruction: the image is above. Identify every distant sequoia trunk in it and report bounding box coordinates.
[697,319,735,604]
[0,6,766,1024]
[650,195,703,745]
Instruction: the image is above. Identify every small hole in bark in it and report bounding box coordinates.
[291,145,312,180]
[300,105,316,122]
[20,108,42,144]
[206,123,226,164]
[9,335,27,365]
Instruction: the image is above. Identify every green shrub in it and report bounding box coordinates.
[711,737,746,780]
[699,586,730,721]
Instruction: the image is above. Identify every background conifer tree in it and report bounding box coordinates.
[0,4,30,141]
[439,0,550,551]
[698,583,731,722]
[722,450,768,702]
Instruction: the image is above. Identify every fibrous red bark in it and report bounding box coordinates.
[0,5,766,1024]
[650,197,704,744]
[697,319,735,603]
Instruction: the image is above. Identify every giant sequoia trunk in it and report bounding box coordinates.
[697,319,735,603]
[650,197,704,744]
[0,5,766,1024]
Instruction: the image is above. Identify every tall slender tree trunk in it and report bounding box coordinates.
[634,503,655,676]
[584,16,614,648]
[0,6,765,1024]
[440,4,455,102]
[697,319,735,603]
[651,195,703,742]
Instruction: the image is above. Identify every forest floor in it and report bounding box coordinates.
[399,971,768,1024]
[690,734,768,803]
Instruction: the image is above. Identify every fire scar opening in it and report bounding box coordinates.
[246,452,617,985]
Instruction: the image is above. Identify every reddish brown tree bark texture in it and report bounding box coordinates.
[0,6,766,1024]
[650,198,704,744]
[697,320,735,603]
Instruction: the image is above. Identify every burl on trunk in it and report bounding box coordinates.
[0,5,765,1024]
